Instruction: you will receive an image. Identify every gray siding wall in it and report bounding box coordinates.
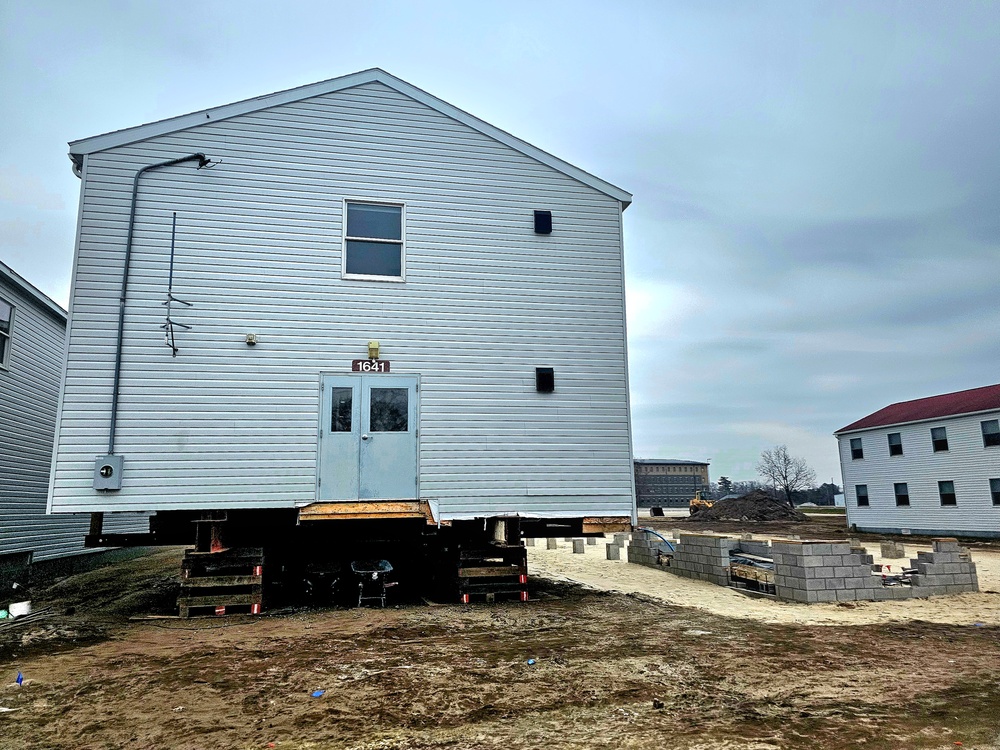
[1,274,144,559]
[50,82,635,519]
[839,413,1000,536]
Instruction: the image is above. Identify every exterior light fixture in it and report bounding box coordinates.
[368,340,380,360]
[246,333,257,346]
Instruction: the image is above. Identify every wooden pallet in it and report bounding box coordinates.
[178,547,264,617]
[457,544,529,604]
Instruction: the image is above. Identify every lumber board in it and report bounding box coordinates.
[458,566,526,578]
[179,575,262,588]
[176,592,262,608]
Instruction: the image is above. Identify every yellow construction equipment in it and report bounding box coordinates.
[689,490,713,515]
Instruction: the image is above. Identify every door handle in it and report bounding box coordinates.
[361,434,370,441]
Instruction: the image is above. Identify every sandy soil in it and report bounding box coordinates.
[528,533,1000,627]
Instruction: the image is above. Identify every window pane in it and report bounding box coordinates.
[931,427,948,452]
[856,484,869,507]
[331,387,353,432]
[983,420,1000,447]
[0,298,11,329]
[347,203,401,241]
[991,478,1000,505]
[894,482,909,506]
[850,438,863,460]
[888,433,902,456]
[346,240,402,277]
[0,334,7,366]
[370,388,408,432]
[939,481,956,506]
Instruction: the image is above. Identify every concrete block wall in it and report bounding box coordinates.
[772,540,881,603]
[662,533,737,586]
[626,529,671,568]
[908,538,979,597]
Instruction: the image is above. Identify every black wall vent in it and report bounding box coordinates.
[534,210,552,234]
[536,367,555,393]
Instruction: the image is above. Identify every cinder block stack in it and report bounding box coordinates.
[626,530,667,568]
[880,541,906,559]
[662,533,736,585]
[772,541,881,603]
[908,538,979,597]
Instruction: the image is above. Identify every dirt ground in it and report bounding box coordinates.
[1,520,999,750]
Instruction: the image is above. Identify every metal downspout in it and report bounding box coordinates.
[107,153,210,455]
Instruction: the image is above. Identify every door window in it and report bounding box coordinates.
[370,388,408,432]
[331,387,353,431]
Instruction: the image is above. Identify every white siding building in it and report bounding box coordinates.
[48,69,636,533]
[836,384,1000,538]
[1,261,143,572]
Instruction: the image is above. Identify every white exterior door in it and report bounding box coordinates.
[318,374,418,501]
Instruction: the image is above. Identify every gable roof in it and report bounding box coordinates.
[68,68,632,208]
[0,260,67,323]
[836,383,1000,433]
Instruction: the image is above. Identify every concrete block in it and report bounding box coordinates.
[844,577,865,590]
[881,541,906,559]
[932,538,960,552]
[835,589,860,602]
[573,539,585,554]
[814,590,837,603]
[546,538,558,549]
[823,555,846,567]
[563,537,574,542]
[614,533,631,545]
[587,537,598,546]
[833,566,853,578]
[524,537,536,547]
[606,544,621,561]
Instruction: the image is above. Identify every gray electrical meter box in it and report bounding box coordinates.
[93,455,123,490]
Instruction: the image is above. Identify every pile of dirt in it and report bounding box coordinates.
[689,490,808,522]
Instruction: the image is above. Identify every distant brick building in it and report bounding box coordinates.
[633,459,710,508]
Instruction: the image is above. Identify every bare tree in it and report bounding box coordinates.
[756,445,817,508]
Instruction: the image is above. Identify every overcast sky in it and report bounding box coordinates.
[2,1,998,484]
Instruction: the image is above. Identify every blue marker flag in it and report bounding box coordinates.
[311,690,325,698]
[15,672,23,686]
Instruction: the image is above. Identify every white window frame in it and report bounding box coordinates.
[341,198,406,282]
[0,296,13,371]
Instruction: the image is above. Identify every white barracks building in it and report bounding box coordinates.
[836,384,1000,538]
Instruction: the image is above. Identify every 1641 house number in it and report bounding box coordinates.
[352,359,390,373]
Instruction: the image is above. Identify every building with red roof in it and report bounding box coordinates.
[836,384,1000,538]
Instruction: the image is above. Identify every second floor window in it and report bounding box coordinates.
[344,201,404,279]
[850,438,863,460]
[983,419,1000,448]
[887,433,903,456]
[931,427,949,452]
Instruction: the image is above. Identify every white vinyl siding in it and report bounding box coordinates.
[839,411,1000,537]
[0,271,144,560]
[49,81,634,520]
